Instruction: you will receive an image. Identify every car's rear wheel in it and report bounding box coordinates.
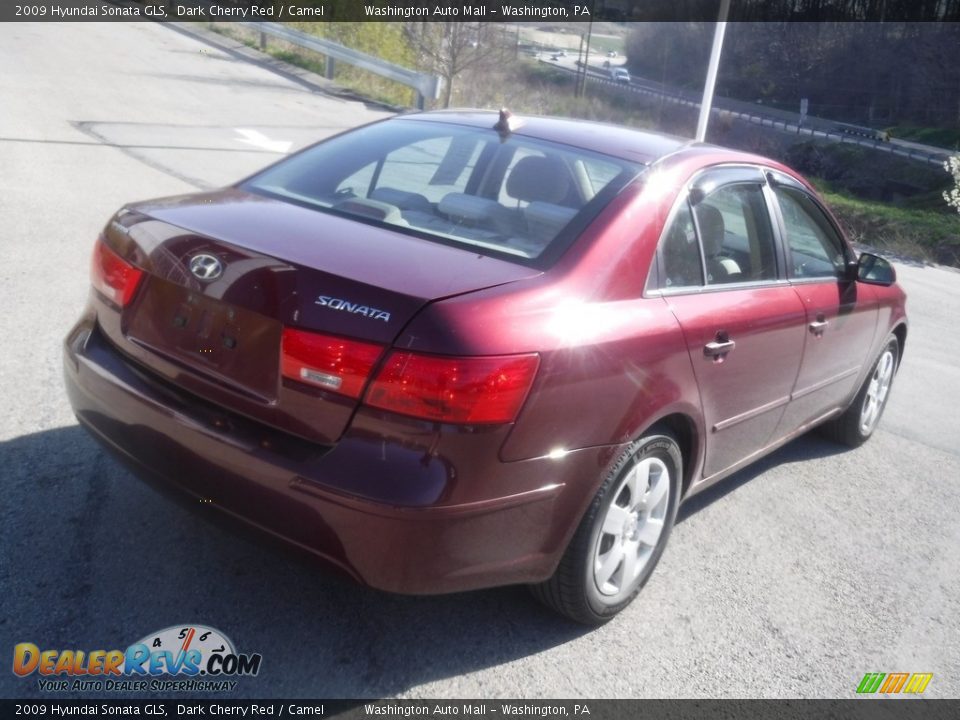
[531,432,681,624]
[821,335,899,447]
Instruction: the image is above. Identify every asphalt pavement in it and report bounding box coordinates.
[1,21,958,699]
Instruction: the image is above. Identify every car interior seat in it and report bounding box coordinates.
[695,204,742,283]
[504,156,579,243]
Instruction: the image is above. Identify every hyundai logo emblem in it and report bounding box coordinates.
[189,254,223,281]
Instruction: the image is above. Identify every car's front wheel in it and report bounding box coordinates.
[531,432,682,624]
[822,335,900,447]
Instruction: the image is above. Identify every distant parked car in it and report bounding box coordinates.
[610,67,631,83]
[65,110,907,624]
[607,50,618,57]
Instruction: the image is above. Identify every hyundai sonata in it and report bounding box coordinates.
[64,110,906,624]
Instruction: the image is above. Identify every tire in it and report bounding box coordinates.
[821,335,899,448]
[531,432,682,625]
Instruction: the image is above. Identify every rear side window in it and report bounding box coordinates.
[774,187,847,279]
[580,157,623,193]
[243,119,642,268]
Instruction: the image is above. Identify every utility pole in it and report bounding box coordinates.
[578,16,593,98]
[696,0,731,142]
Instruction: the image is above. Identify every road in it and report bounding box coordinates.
[2,22,959,700]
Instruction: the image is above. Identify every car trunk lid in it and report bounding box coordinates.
[104,189,540,444]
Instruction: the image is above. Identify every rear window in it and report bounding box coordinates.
[242,119,642,267]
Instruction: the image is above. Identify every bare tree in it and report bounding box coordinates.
[404,22,512,108]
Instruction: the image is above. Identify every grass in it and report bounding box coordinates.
[210,24,415,109]
[815,180,960,264]
[491,61,660,129]
[886,125,960,151]
[584,35,624,56]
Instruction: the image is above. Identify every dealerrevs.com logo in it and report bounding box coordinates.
[12,625,262,693]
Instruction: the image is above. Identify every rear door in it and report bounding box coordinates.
[765,172,879,433]
[653,167,807,479]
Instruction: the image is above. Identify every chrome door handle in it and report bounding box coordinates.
[704,339,736,357]
[809,316,829,335]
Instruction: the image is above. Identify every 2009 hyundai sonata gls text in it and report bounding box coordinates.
[64,111,906,624]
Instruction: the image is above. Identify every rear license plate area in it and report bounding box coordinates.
[126,277,281,401]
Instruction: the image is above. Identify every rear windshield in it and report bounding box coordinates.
[241,119,643,267]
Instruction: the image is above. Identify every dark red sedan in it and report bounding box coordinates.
[64,111,906,624]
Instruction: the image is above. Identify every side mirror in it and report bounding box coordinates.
[856,252,896,286]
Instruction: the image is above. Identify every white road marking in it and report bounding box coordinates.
[234,128,292,154]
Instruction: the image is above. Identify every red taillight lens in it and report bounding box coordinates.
[281,328,383,399]
[91,238,143,308]
[365,352,540,424]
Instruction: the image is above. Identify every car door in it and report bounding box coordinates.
[765,171,880,434]
[652,167,807,480]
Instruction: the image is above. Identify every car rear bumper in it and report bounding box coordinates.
[64,315,621,594]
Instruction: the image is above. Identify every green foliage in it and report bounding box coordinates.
[816,180,960,264]
[287,22,416,107]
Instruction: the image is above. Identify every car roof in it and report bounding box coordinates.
[398,110,694,165]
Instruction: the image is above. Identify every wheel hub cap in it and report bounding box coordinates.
[593,456,671,600]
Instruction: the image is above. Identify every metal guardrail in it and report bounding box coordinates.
[238,21,442,110]
[558,61,951,168]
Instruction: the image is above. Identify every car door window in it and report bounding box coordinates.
[774,186,847,279]
[694,184,778,285]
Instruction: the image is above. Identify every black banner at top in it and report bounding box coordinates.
[4,0,960,23]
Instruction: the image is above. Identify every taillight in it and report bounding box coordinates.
[91,238,143,308]
[281,328,383,399]
[365,352,540,424]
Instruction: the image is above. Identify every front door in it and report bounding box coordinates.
[766,175,879,434]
